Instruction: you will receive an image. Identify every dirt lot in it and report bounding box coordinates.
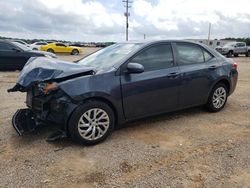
[0,49,249,187]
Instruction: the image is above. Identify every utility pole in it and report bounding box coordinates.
[207,23,211,46]
[123,0,132,41]
[144,34,146,40]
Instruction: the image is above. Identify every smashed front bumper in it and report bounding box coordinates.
[12,109,37,135]
[12,89,77,136]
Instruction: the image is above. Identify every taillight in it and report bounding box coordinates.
[232,62,237,70]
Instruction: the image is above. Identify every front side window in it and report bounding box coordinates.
[130,44,174,72]
[176,43,204,65]
[56,43,65,47]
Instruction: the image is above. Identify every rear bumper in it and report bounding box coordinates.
[229,70,238,96]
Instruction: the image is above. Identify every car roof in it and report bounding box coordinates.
[119,39,200,45]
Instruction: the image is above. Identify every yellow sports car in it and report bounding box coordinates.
[40,43,82,55]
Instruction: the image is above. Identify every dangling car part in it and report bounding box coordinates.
[12,109,37,135]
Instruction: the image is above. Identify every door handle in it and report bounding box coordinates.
[208,65,217,70]
[167,72,180,78]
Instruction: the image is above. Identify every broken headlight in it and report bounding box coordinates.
[38,82,58,94]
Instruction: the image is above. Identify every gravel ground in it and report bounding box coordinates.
[0,49,249,187]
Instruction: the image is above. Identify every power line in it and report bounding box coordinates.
[122,0,132,41]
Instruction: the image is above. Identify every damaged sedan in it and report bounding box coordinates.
[8,40,238,145]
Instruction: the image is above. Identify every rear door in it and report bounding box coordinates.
[174,42,217,107]
[121,43,180,119]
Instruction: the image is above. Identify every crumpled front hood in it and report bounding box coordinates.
[8,57,95,92]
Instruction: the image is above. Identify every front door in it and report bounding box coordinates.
[121,43,180,119]
[55,43,67,53]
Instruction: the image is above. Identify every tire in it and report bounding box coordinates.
[234,54,238,57]
[33,48,38,51]
[227,51,233,57]
[71,49,79,55]
[68,100,115,145]
[47,48,54,53]
[246,51,250,57]
[206,83,228,112]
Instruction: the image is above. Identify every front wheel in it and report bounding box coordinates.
[227,51,233,57]
[68,100,115,145]
[246,51,250,57]
[206,83,228,112]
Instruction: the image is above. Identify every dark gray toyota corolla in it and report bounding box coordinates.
[8,40,238,145]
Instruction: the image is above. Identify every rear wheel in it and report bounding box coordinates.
[68,100,115,145]
[206,83,228,112]
[47,48,54,53]
[71,49,79,55]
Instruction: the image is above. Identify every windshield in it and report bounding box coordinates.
[78,43,142,70]
[12,42,31,51]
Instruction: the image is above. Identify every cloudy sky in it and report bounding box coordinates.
[0,0,250,42]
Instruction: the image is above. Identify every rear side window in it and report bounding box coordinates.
[176,43,204,65]
[131,44,174,72]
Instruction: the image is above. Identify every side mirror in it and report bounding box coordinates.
[126,62,144,74]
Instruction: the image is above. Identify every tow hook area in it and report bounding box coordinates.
[12,108,37,135]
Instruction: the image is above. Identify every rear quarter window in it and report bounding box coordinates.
[203,50,214,62]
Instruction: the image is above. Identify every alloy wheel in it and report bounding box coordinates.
[212,87,227,109]
[77,108,110,141]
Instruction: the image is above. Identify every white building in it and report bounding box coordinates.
[189,39,236,49]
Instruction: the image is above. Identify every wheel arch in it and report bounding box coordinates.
[65,96,119,132]
[212,78,231,93]
[82,97,118,125]
[47,48,54,52]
